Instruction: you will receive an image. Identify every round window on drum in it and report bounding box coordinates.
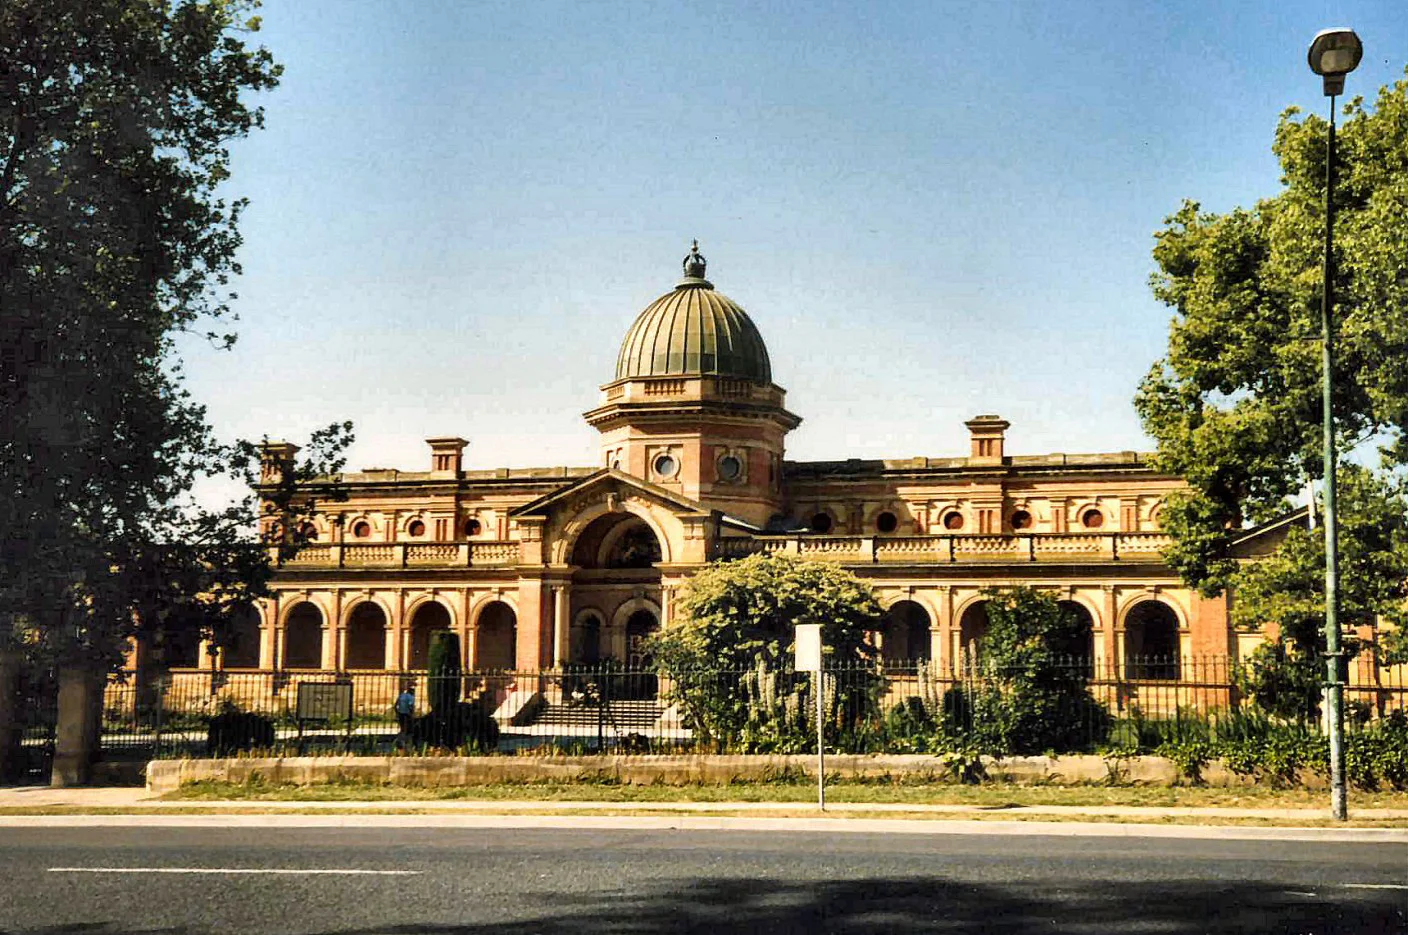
[653,453,678,479]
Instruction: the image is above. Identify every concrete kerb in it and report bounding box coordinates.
[146,753,1247,795]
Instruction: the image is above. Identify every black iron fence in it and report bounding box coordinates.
[81,655,1408,760]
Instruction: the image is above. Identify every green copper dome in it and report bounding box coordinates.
[614,243,773,383]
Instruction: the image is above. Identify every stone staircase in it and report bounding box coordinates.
[528,699,665,734]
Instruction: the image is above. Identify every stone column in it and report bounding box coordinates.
[259,598,278,670]
[1101,586,1119,676]
[388,591,406,670]
[934,587,953,673]
[516,578,546,669]
[51,666,103,787]
[552,585,570,667]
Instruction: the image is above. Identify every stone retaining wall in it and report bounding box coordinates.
[147,753,1290,795]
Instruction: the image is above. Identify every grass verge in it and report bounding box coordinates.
[163,775,1408,811]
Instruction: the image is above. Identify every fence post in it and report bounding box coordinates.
[51,666,103,787]
[153,674,165,758]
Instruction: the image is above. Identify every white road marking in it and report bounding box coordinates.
[48,867,420,875]
[1343,883,1408,890]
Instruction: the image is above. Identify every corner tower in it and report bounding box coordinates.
[584,243,800,527]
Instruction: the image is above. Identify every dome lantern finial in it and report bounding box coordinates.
[682,240,707,280]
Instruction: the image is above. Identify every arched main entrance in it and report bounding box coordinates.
[283,602,324,669]
[881,600,932,665]
[475,601,517,670]
[1124,600,1180,680]
[408,601,452,670]
[345,602,388,670]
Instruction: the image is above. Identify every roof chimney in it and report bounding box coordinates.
[964,415,1009,465]
[427,437,467,476]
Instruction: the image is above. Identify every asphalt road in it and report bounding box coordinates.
[0,825,1405,934]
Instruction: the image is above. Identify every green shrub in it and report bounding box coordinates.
[427,630,463,716]
[1345,710,1408,791]
[407,698,499,753]
[1156,736,1215,784]
[206,705,275,756]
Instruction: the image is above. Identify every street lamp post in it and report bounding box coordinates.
[1307,27,1362,823]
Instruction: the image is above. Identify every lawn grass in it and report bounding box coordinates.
[165,775,1408,811]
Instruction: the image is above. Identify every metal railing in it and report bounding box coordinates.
[75,654,1408,760]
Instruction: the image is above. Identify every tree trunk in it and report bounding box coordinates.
[0,649,20,783]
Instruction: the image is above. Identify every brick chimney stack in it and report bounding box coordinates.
[427,437,468,476]
[259,441,300,485]
[964,415,1009,465]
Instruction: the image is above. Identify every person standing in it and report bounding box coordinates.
[394,684,416,748]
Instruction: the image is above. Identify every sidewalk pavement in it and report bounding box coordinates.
[3,785,1408,823]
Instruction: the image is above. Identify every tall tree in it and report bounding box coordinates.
[1136,72,1408,627]
[0,1,332,671]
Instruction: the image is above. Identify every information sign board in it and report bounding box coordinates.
[794,623,822,671]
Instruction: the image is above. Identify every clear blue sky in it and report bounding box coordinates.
[186,0,1408,484]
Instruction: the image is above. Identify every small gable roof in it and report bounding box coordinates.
[509,468,712,519]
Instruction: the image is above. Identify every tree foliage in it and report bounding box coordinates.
[1136,72,1408,595]
[0,1,346,670]
[647,553,881,751]
[954,587,1108,755]
[1232,466,1408,717]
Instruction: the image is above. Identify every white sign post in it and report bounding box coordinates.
[793,623,824,812]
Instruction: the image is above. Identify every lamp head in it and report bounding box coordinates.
[1308,28,1362,96]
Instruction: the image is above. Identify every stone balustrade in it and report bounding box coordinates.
[711,532,1172,564]
[275,532,1172,569]
[277,540,522,569]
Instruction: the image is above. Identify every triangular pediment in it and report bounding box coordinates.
[509,468,712,520]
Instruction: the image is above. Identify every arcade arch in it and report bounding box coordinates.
[475,600,517,670]
[345,601,388,669]
[1124,599,1180,680]
[283,602,324,669]
[881,600,931,664]
[224,605,262,668]
[407,600,452,669]
[957,600,989,668]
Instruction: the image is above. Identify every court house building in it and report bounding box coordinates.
[244,244,1236,678]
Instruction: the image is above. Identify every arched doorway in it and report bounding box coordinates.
[224,605,262,668]
[882,600,931,665]
[571,610,603,666]
[345,602,388,670]
[408,601,452,670]
[957,601,989,670]
[283,602,323,669]
[1124,600,1180,680]
[1057,600,1096,677]
[623,608,659,699]
[475,601,517,670]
